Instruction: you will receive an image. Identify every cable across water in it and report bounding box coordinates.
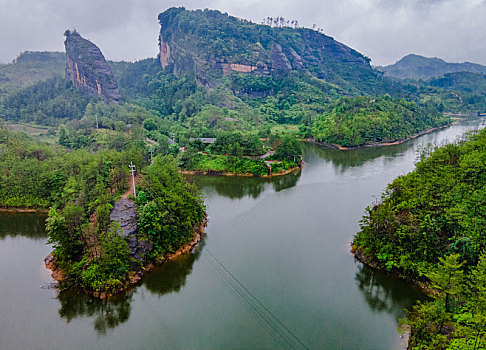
[203,249,309,350]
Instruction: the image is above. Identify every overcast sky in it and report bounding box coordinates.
[1,0,485,66]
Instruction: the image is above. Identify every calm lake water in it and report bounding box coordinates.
[0,118,484,350]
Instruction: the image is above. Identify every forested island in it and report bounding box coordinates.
[353,128,486,348]
[0,124,206,297]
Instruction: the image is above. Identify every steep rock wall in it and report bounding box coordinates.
[64,30,121,102]
[156,8,375,91]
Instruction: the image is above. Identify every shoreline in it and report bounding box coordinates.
[45,216,208,299]
[352,244,434,350]
[309,122,454,150]
[0,207,49,213]
[180,165,302,178]
[351,245,437,296]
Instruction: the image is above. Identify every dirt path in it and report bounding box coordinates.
[122,175,136,199]
[259,150,275,159]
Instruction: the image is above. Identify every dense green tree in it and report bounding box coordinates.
[58,125,69,147]
[426,254,465,313]
[405,253,486,349]
[2,76,92,125]
[46,208,83,261]
[354,128,486,348]
[469,253,486,349]
[143,118,157,131]
[312,96,449,147]
[138,156,205,255]
[275,134,302,160]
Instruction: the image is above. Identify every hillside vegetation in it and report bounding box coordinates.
[312,96,450,147]
[354,129,486,348]
[0,123,205,295]
[1,8,482,150]
[158,7,395,95]
[429,71,486,96]
[0,51,65,96]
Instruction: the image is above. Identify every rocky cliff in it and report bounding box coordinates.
[157,8,381,94]
[64,30,121,102]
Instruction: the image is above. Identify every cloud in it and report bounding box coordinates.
[0,0,485,65]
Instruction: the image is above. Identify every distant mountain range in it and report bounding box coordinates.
[376,54,486,80]
[2,8,486,129]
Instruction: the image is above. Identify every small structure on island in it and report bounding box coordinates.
[189,137,217,144]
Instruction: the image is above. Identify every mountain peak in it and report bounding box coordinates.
[64,30,121,102]
[156,8,376,92]
[379,54,486,80]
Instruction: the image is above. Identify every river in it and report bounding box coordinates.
[0,118,483,349]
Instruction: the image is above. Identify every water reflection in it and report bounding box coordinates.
[188,170,301,200]
[58,290,132,334]
[144,242,204,295]
[306,118,486,173]
[57,247,203,334]
[354,262,429,317]
[272,169,301,192]
[0,212,47,239]
[304,141,415,173]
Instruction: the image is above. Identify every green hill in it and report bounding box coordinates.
[0,8,461,146]
[377,54,486,80]
[157,7,396,96]
[428,71,486,96]
[312,96,449,147]
[353,128,486,348]
[0,51,65,96]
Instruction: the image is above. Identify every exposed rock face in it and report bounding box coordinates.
[159,34,171,69]
[157,8,376,91]
[110,198,153,263]
[287,47,304,70]
[221,63,258,74]
[270,43,292,74]
[64,30,121,102]
[110,199,137,237]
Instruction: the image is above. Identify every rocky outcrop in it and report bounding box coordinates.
[270,43,292,74]
[110,197,153,263]
[287,47,304,70]
[221,63,258,74]
[159,34,171,69]
[110,199,137,237]
[156,8,377,91]
[64,30,121,102]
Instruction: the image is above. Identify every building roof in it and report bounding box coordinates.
[189,137,217,144]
